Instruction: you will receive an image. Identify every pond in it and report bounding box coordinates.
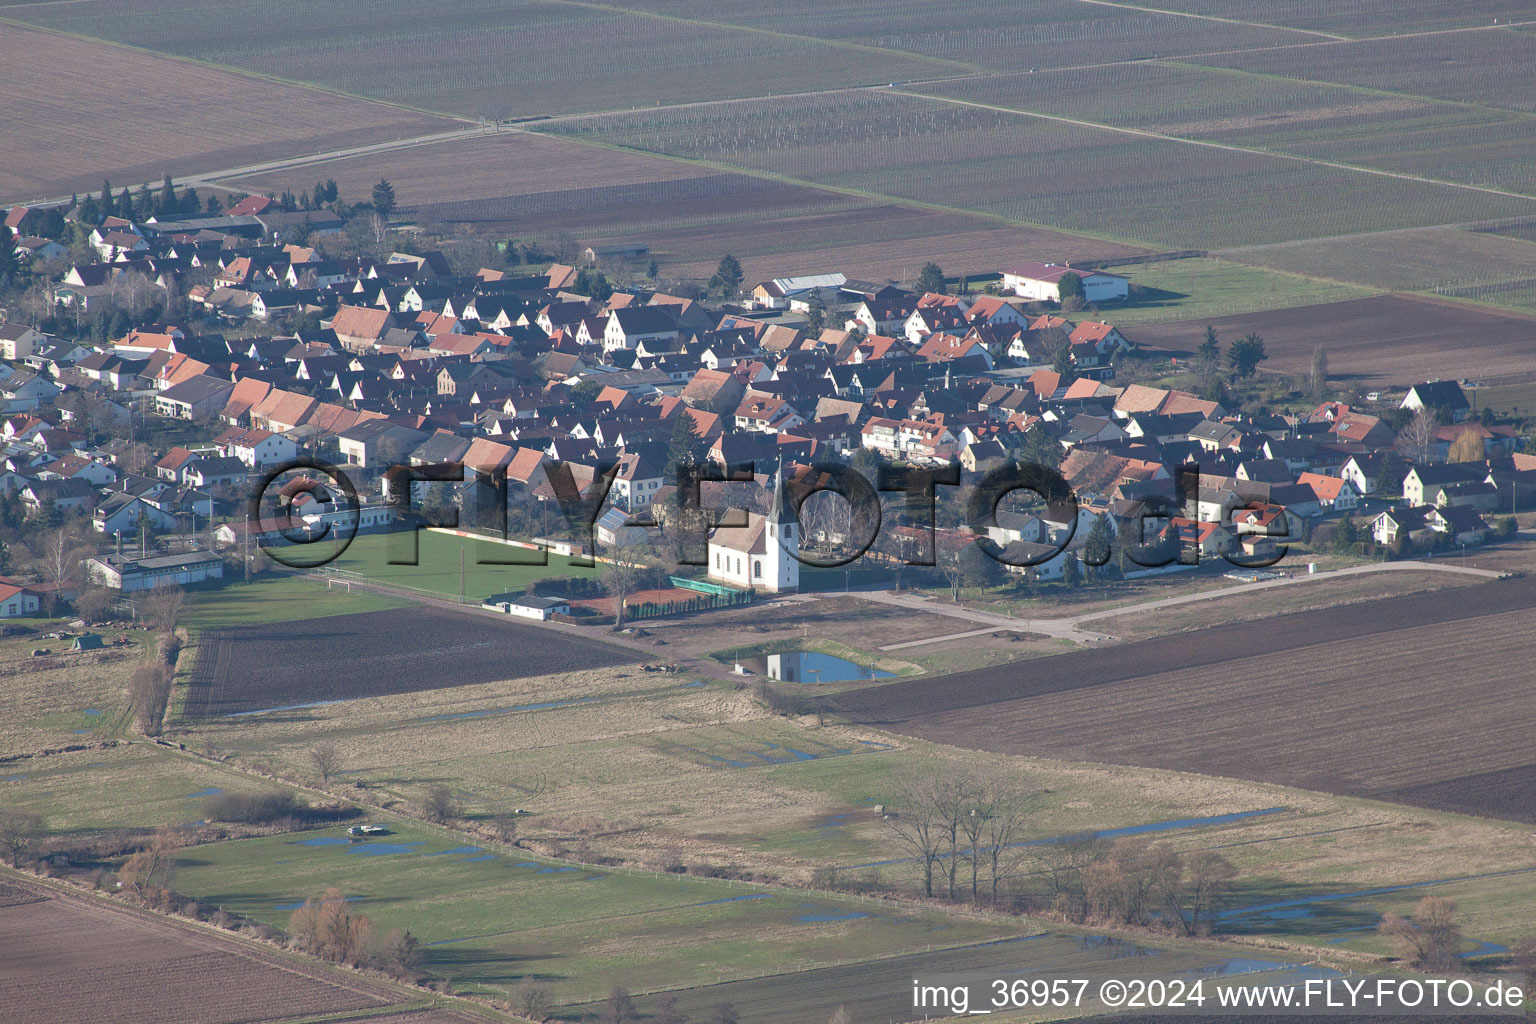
[742,651,892,683]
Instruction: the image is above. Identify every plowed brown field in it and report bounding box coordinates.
[0,26,453,202]
[0,879,406,1024]
[1131,293,1536,385]
[185,606,634,717]
[833,576,1536,822]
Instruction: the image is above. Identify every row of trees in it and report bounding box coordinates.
[882,766,1034,904]
[1042,834,1235,935]
[288,887,424,978]
[588,985,740,1024]
[73,176,209,227]
[881,766,1237,934]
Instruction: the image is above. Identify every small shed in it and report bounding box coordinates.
[584,242,649,266]
[72,632,104,651]
[482,594,570,621]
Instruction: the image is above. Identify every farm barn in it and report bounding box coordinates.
[1002,262,1129,303]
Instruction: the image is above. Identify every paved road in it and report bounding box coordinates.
[869,560,1506,650]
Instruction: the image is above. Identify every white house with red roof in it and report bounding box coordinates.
[0,578,42,618]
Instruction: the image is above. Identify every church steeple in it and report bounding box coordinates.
[768,460,794,525]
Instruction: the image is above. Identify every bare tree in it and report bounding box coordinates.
[118,826,182,902]
[600,540,641,628]
[1042,833,1107,921]
[38,528,86,616]
[937,541,967,602]
[518,979,555,1021]
[883,766,968,899]
[1173,850,1237,936]
[129,659,173,736]
[0,808,44,865]
[605,985,638,1024]
[1379,896,1463,970]
[289,886,378,966]
[140,582,186,632]
[1398,408,1436,464]
[310,741,342,783]
[491,811,520,844]
[1082,838,1180,926]
[381,928,423,980]
[978,782,1034,906]
[73,584,115,624]
[657,500,711,569]
[828,1007,852,1024]
[423,784,459,823]
[654,991,687,1024]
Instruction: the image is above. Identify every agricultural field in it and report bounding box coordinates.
[0,742,277,836]
[0,627,156,756]
[595,0,1323,70]
[1466,381,1536,419]
[16,687,1528,1001]
[915,60,1536,197]
[832,575,1536,823]
[1226,225,1536,291]
[1128,293,1536,385]
[536,90,1536,250]
[1102,257,1379,325]
[0,0,961,120]
[555,932,1299,1024]
[0,878,417,1024]
[1124,0,1534,37]
[227,131,868,242]
[183,605,634,717]
[167,822,1033,1004]
[225,131,1144,281]
[1083,568,1486,644]
[656,216,1147,286]
[1187,29,1536,114]
[0,24,453,203]
[1225,227,1536,318]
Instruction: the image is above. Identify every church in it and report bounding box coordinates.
[706,466,800,593]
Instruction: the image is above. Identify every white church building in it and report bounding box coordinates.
[706,467,800,593]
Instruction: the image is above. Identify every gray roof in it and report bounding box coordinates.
[159,375,234,404]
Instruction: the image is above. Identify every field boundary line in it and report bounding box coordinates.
[0,16,475,125]
[1154,55,1536,127]
[524,118,1158,250]
[1071,0,1350,41]
[1064,560,1506,627]
[888,88,1536,207]
[527,0,990,76]
[874,561,1506,650]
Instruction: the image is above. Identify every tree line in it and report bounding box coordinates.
[878,765,1237,936]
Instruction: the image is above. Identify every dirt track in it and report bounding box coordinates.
[832,575,1536,822]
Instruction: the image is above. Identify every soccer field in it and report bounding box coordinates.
[323,529,603,603]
